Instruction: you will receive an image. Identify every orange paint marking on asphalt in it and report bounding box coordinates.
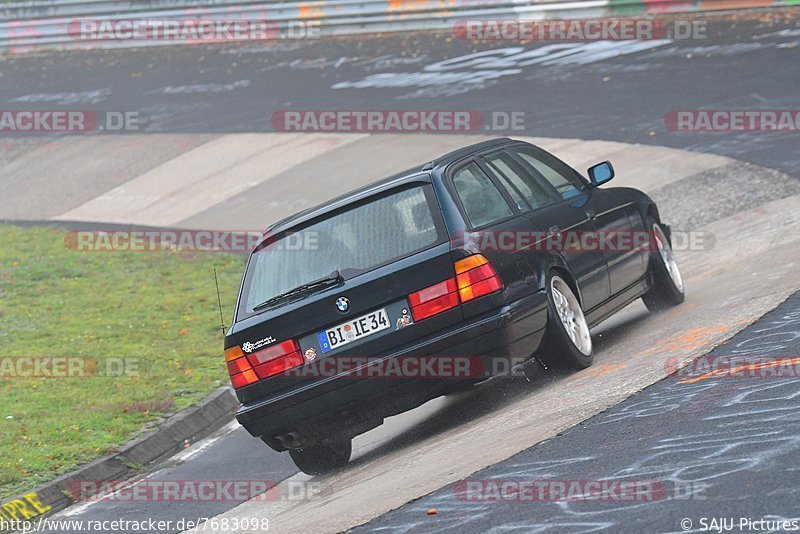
[648,325,731,354]
[588,363,628,377]
[640,319,750,360]
[677,356,800,384]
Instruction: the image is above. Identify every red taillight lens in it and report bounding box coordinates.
[246,340,299,366]
[459,275,503,302]
[225,345,258,389]
[227,357,252,375]
[253,352,304,379]
[408,278,456,307]
[455,254,503,302]
[409,278,459,321]
[407,255,503,321]
[230,368,258,389]
[248,339,303,379]
[456,263,495,288]
[225,340,302,388]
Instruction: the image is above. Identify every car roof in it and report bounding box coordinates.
[422,137,512,169]
[260,137,515,241]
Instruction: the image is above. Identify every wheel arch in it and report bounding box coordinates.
[547,263,583,309]
[646,203,661,224]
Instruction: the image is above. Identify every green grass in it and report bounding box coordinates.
[0,224,245,498]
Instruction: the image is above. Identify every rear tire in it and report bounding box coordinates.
[288,438,352,476]
[538,273,594,370]
[642,220,685,312]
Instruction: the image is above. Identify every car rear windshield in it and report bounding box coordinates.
[238,185,443,320]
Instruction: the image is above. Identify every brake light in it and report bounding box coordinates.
[225,346,257,389]
[407,255,503,321]
[230,368,258,389]
[454,254,503,302]
[226,356,252,375]
[225,339,303,389]
[409,278,459,321]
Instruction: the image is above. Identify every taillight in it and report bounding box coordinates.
[247,340,303,379]
[225,345,258,389]
[454,254,503,302]
[225,340,302,389]
[408,255,504,322]
[230,368,259,389]
[409,278,459,321]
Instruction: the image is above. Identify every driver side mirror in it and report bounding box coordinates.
[587,161,614,186]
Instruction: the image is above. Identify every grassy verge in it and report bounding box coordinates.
[0,224,245,498]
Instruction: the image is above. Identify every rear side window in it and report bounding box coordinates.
[511,146,586,199]
[239,186,442,319]
[452,162,513,228]
[484,151,557,210]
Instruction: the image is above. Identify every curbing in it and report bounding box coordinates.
[0,387,238,529]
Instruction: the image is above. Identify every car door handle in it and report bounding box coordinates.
[586,210,597,220]
[548,225,560,236]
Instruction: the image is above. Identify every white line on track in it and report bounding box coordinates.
[61,420,241,517]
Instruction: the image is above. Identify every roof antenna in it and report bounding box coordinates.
[214,269,226,336]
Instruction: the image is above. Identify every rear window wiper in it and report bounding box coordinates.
[253,270,343,311]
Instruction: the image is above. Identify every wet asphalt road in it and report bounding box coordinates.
[3,9,799,533]
[355,291,800,533]
[1,12,799,175]
[51,423,297,533]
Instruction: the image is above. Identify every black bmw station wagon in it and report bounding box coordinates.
[224,138,684,474]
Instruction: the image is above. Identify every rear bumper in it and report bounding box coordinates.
[236,290,547,446]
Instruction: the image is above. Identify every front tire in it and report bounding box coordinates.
[538,273,594,370]
[288,438,352,476]
[642,220,685,312]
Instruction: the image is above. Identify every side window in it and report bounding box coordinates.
[511,146,586,199]
[452,162,513,228]
[484,151,558,210]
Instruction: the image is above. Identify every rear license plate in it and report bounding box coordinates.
[318,308,390,353]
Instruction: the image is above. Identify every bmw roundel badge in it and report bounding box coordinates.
[335,296,350,314]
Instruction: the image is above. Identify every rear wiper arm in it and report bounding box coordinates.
[253,270,343,311]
